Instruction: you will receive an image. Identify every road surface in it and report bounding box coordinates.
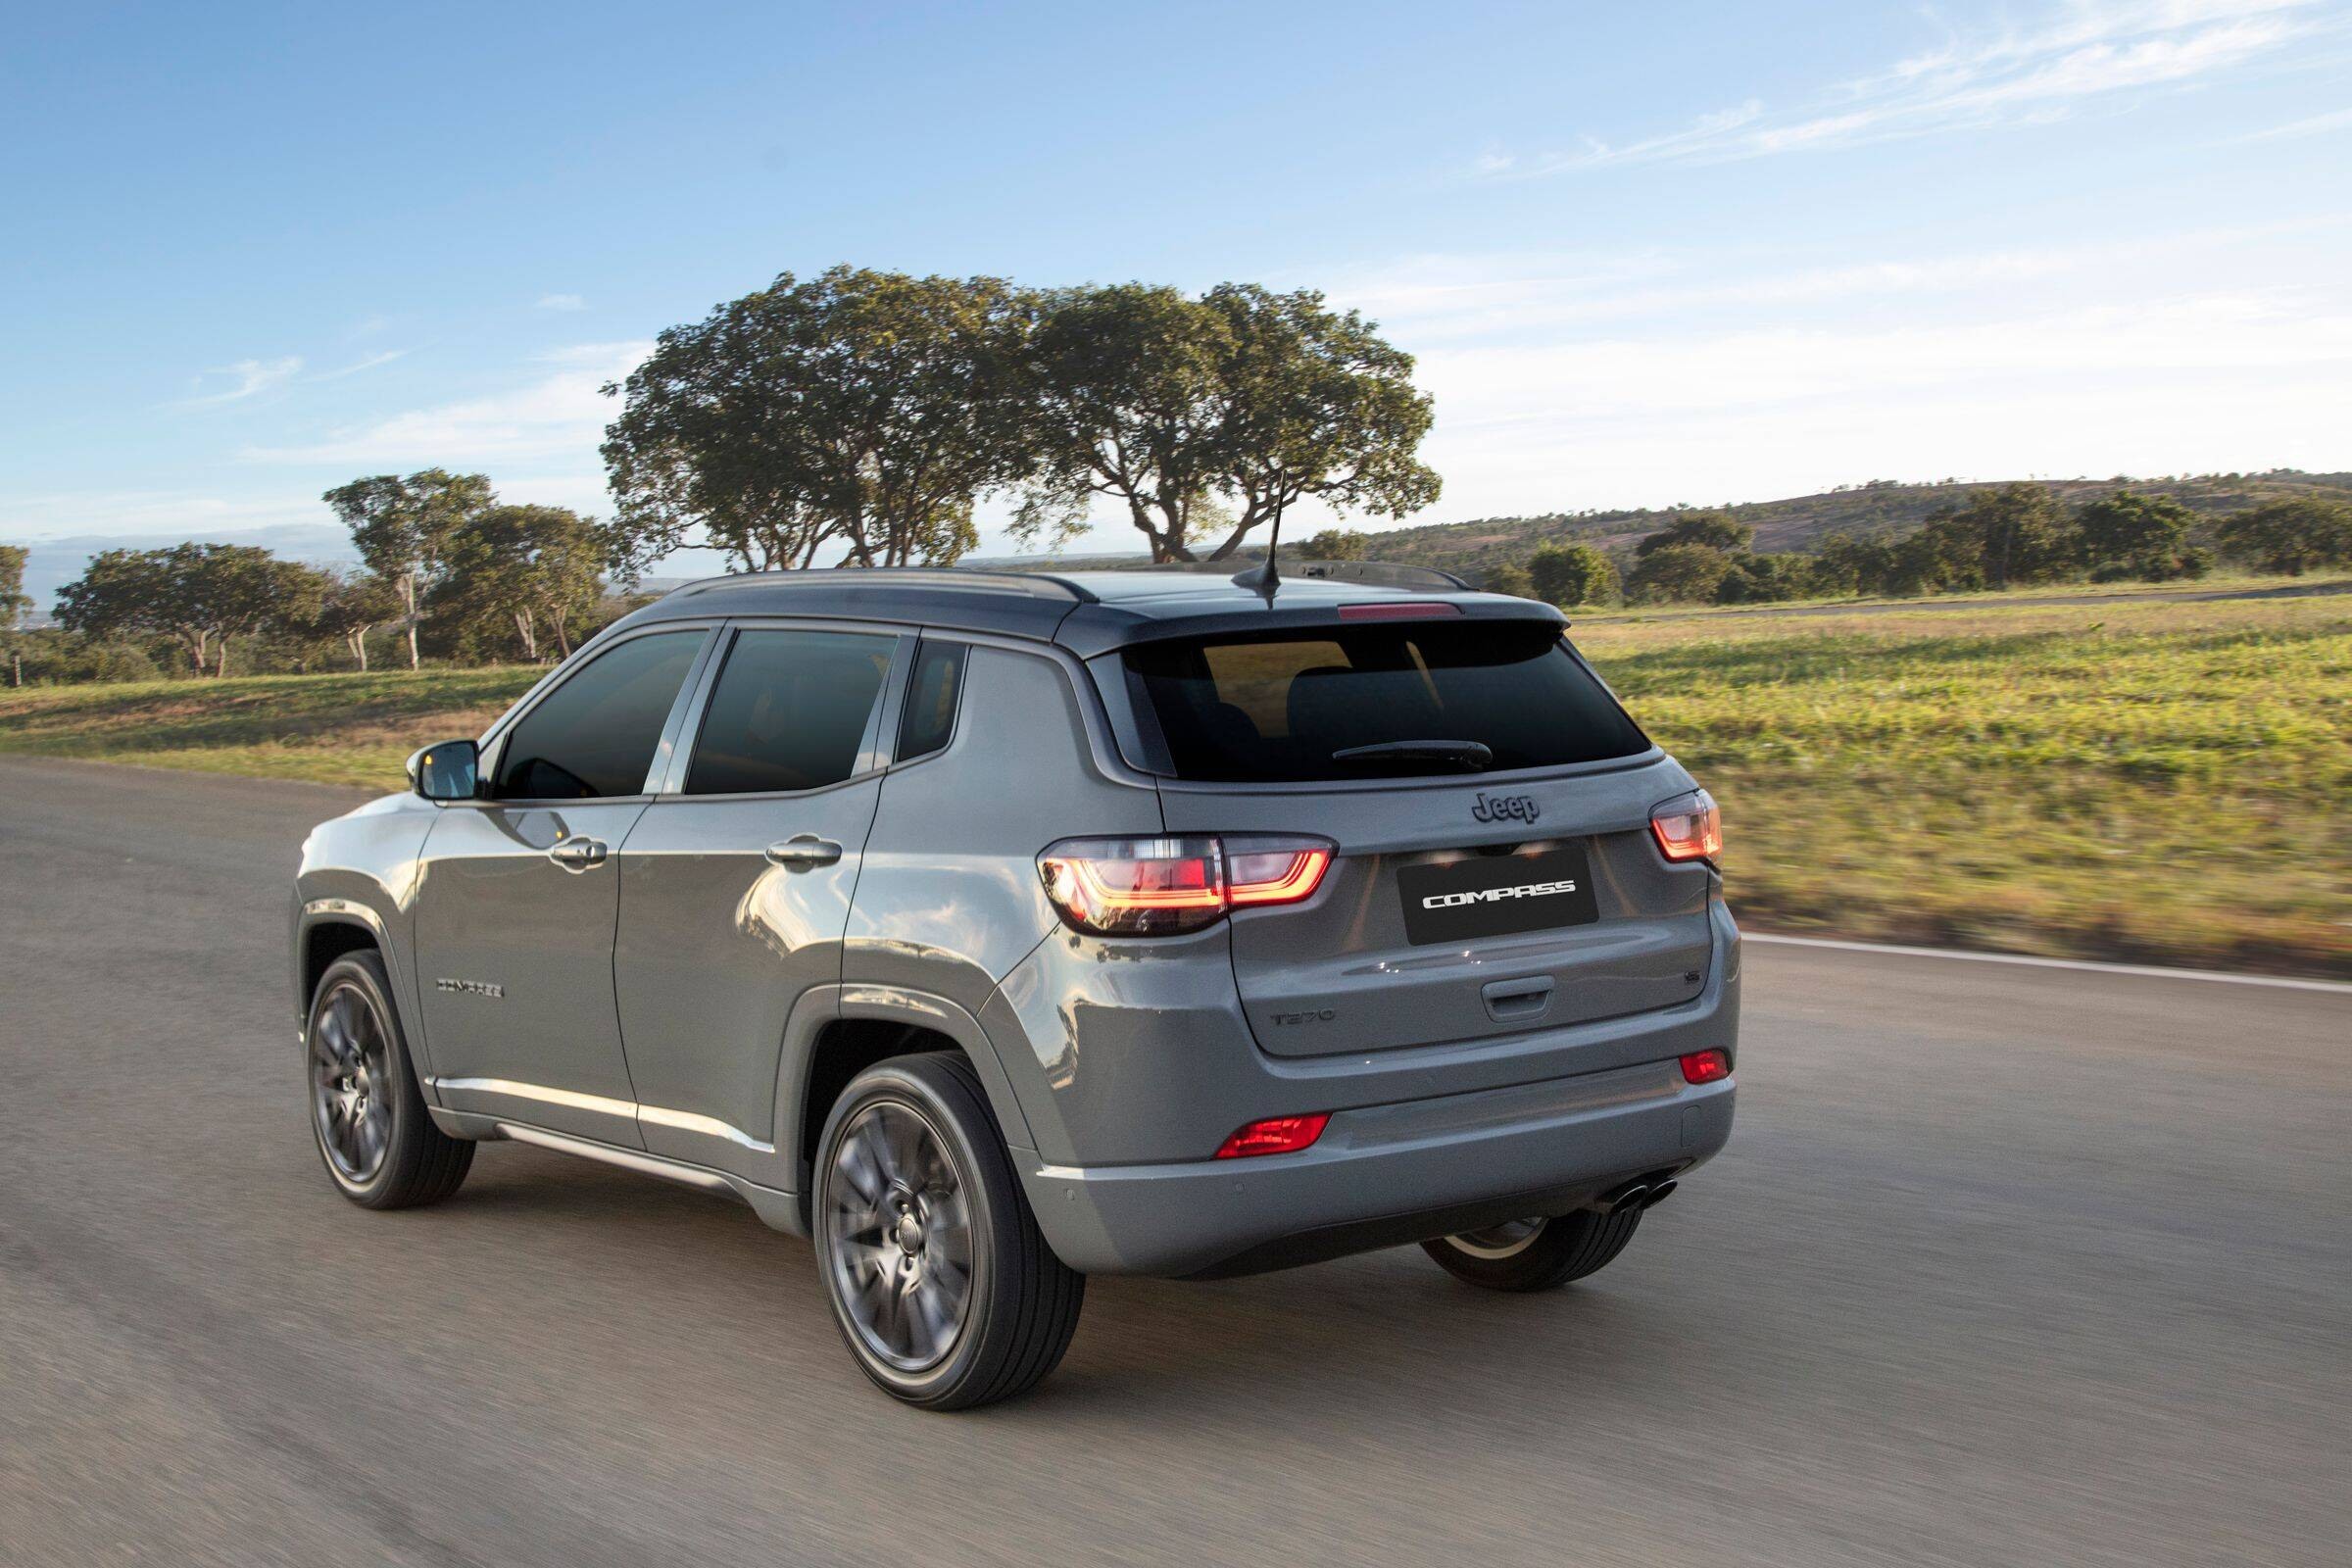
[2,757,2345,1567]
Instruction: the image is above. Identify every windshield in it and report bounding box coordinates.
[1122,620,1650,782]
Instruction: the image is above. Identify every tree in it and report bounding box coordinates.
[54,544,317,676]
[2072,490,2202,581]
[323,469,494,668]
[1024,282,1440,562]
[1301,527,1372,561]
[1527,542,1619,607]
[433,505,608,662]
[1482,563,1535,598]
[312,568,403,671]
[1812,531,1895,597]
[1925,483,2072,589]
[604,267,1029,575]
[0,543,29,686]
[1714,553,1815,604]
[1635,513,1752,559]
[1625,543,1732,604]
[2215,498,2352,575]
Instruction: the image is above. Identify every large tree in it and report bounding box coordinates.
[55,544,317,676]
[322,469,494,668]
[1635,513,1752,558]
[1925,482,2073,589]
[311,568,404,671]
[434,505,607,662]
[1024,282,1440,562]
[604,267,1029,574]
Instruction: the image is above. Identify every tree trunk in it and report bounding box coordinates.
[402,571,421,670]
[187,630,210,676]
[550,610,571,658]
[347,628,369,671]
[215,638,230,678]
[513,610,537,662]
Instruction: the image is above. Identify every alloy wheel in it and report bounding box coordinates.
[311,980,394,1185]
[824,1100,976,1373]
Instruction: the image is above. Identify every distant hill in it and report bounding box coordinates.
[1354,470,2352,578]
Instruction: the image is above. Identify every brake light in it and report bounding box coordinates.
[1338,602,1462,621]
[1037,835,1333,936]
[1649,790,1722,863]
[1680,1050,1731,1085]
[1214,1112,1331,1158]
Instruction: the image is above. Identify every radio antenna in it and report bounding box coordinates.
[1231,472,1287,598]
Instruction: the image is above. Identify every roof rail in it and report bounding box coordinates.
[665,565,1099,603]
[1106,558,1469,591]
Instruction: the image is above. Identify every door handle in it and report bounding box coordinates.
[765,835,843,869]
[548,837,609,870]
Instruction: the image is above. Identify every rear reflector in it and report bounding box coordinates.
[1214,1112,1331,1159]
[1650,789,1723,863]
[1680,1050,1731,1085]
[1337,602,1462,621]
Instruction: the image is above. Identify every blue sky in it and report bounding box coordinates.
[4,0,2348,597]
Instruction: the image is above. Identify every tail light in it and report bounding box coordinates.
[1037,835,1333,937]
[1680,1049,1731,1085]
[1214,1112,1330,1158]
[1650,790,1722,864]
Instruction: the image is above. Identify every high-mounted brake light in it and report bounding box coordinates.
[1649,790,1722,864]
[1214,1112,1331,1159]
[1338,602,1462,621]
[1037,835,1334,936]
[1680,1050,1731,1085]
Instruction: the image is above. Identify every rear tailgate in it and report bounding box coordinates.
[1160,764,1712,1056]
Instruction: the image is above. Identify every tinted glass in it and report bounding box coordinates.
[1124,621,1649,782]
[896,640,967,761]
[685,629,894,795]
[495,631,704,800]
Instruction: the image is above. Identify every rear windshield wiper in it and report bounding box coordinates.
[1331,739,1494,771]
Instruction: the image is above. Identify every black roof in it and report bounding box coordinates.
[618,562,1561,657]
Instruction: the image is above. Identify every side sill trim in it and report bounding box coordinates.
[430,1077,776,1153]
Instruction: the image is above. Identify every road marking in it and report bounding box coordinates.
[1744,933,2352,995]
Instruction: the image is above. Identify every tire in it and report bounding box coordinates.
[812,1052,1084,1410]
[1420,1207,1643,1292]
[306,951,472,1210]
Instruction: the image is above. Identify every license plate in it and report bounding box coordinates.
[1397,846,1598,947]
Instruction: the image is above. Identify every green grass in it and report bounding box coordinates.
[1574,596,2351,977]
[4,596,2347,976]
[0,666,541,790]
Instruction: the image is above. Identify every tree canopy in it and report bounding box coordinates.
[322,469,493,668]
[2216,498,2352,575]
[55,543,319,675]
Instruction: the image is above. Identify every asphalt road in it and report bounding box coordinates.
[2,756,2346,1568]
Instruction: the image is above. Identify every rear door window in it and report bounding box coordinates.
[1123,620,1648,782]
[684,629,896,795]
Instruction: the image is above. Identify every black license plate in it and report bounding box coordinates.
[1397,846,1598,947]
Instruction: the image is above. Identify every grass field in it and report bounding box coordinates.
[4,594,2346,975]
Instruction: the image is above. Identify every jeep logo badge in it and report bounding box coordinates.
[1470,792,1540,825]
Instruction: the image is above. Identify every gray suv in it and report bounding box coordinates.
[293,564,1738,1407]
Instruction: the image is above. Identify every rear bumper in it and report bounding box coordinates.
[1018,1061,1734,1277]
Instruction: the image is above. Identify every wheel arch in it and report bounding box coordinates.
[778,984,1038,1228]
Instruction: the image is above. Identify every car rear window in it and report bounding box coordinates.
[1122,620,1649,782]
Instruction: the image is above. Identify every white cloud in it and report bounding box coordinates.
[179,356,304,406]
[311,349,410,381]
[0,488,330,541]
[1486,0,2329,174]
[239,341,650,467]
[535,293,587,312]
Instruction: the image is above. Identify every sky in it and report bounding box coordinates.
[4,0,2349,600]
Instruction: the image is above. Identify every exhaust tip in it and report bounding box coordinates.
[1604,1182,1651,1214]
[1639,1179,1679,1209]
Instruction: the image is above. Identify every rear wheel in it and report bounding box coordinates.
[306,951,471,1209]
[1421,1207,1642,1292]
[813,1053,1083,1409]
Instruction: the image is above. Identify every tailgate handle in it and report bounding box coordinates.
[1482,977,1553,1022]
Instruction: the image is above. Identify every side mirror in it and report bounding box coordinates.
[408,739,481,802]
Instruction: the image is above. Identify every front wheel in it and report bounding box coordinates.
[306,951,471,1209]
[1421,1207,1642,1292]
[812,1053,1084,1410]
